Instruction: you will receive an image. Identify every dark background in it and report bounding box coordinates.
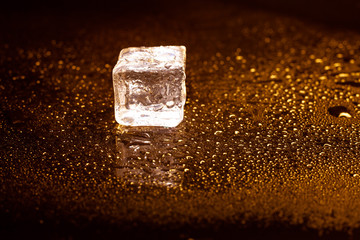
[2,0,360,29]
[2,0,360,49]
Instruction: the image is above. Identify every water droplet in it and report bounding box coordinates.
[328,106,351,118]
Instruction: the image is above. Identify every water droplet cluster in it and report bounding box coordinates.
[1,2,360,237]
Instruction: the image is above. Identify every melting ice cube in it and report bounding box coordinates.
[113,46,186,127]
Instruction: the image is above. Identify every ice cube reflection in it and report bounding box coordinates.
[114,126,187,187]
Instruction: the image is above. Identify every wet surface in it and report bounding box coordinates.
[1,1,360,239]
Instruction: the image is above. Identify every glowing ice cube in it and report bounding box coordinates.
[113,46,186,127]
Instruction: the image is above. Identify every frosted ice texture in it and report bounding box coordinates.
[113,46,186,127]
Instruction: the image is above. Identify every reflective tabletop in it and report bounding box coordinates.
[1,1,360,239]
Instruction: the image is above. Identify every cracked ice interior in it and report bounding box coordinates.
[113,46,186,127]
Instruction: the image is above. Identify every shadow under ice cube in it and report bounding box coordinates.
[113,46,186,127]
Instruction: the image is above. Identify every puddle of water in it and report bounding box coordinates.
[328,106,352,118]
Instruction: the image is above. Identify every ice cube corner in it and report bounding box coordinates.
[112,46,186,127]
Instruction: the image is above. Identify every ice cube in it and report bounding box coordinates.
[113,46,186,127]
